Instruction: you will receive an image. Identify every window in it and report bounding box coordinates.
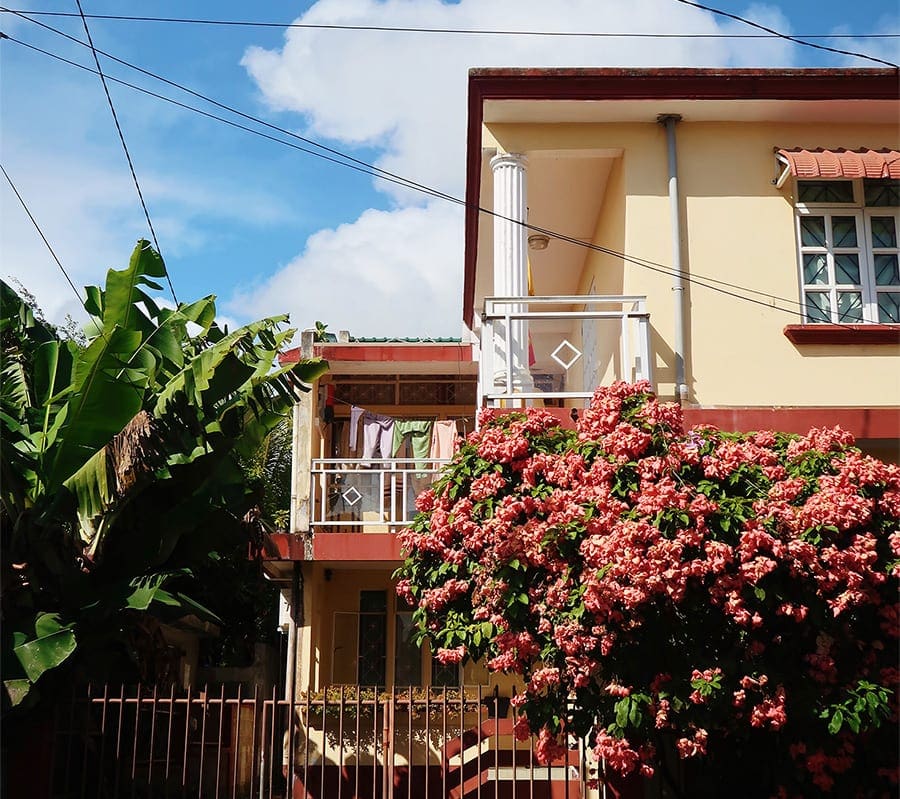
[332,591,491,687]
[796,178,900,324]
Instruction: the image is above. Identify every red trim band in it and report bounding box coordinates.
[683,406,899,439]
[281,343,474,364]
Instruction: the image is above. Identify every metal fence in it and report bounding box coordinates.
[48,684,600,799]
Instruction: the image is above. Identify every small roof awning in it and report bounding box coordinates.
[775,148,900,186]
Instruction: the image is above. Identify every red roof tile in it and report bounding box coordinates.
[778,148,900,180]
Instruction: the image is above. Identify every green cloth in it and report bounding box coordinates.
[392,420,433,468]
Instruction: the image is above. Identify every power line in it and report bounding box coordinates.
[674,0,899,68]
[2,162,172,405]
[2,36,446,201]
[1,8,898,40]
[73,0,178,305]
[1,162,82,301]
[5,9,456,205]
[0,29,851,325]
[2,31,874,330]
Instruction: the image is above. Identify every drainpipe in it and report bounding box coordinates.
[658,114,688,403]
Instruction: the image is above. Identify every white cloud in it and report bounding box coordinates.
[1,137,296,323]
[830,15,900,68]
[238,0,798,335]
[1,146,146,325]
[227,201,464,337]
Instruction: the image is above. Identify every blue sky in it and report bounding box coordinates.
[2,0,897,337]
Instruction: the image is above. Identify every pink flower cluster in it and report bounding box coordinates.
[397,382,899,795]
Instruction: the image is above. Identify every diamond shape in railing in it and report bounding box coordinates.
[550,339,582,371]
[342,486,363,506]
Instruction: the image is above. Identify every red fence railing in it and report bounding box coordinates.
[47,684,603,799]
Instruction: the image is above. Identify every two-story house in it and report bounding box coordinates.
[264,67,899,799]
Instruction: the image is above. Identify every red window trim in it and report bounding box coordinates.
[783,324,900,345]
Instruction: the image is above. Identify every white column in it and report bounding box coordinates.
[491,152,533,397]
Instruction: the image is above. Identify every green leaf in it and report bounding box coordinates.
[101,240,166,335]
[629,702,642,727]
[46,327,146,488]
[827,709,843,734]
[13,615,77,684]
[615,698,629,729]
[4,679,32,707]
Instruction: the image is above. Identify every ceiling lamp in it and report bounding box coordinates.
[528,233,550,251]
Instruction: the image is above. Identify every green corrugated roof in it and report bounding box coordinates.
[347,336,463,343]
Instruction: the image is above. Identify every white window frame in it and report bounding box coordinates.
[794,178,900,325]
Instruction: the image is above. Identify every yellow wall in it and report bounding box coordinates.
[486,119,900,407]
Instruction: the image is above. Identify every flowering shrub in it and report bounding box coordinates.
[396,382,899,797]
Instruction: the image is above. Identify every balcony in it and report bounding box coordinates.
[479,295,652,406]
[310,458,450,533]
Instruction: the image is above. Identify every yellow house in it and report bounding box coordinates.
[263,67,899,798]
[464,67,899,461]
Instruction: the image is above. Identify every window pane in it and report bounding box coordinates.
[333,613,360,683]
[802,254,828,285]
[805,292,831,323]
[360,590,387,613]
[874,254,900,286]
[358,613,386,685]
[358,590,387,686]
[798,181,854,203]
[831,217,858,247]
[800,216,827,247]
[870,216,897,248]
[431,655,459,687]
[834,254,860,285]
[395,613,422,686]
[864,179,900,207]
[878,292,900,323]
[837,292,863,322]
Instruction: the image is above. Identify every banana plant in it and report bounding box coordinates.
[1,241,327,708]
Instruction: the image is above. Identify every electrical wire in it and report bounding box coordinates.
[1,8,898,40]
[0,29,862,326]
[73,0,178,305]
[2,30,884,330]
[1,36,445,201]
[674,0,899,68]
[1,162,82,301]
[4,9,458,204]
[1,162,156,399]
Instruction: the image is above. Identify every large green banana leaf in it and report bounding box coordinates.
[2,240,329,709]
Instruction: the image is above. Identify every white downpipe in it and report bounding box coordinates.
[660,114,688,403]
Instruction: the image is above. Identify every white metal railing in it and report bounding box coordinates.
[310,458,450,530]
[480,295,652,406]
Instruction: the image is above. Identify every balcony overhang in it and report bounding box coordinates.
[281,342,476,375]
[260,531,405,565]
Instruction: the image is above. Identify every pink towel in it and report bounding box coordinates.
[430,420,459,460]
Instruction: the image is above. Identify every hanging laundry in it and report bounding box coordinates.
[361,412,395,460]
[348,405,365,451]
[392,419,433,469]
[430,420,460,460]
